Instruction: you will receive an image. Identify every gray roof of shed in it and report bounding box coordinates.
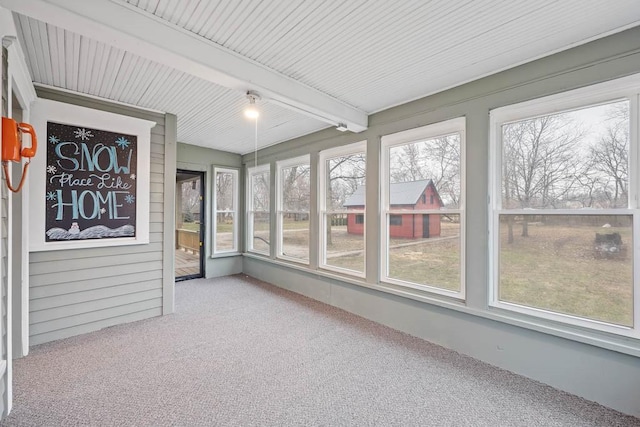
[343,179,434,207]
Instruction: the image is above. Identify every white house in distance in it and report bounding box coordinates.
[0,0,639,420]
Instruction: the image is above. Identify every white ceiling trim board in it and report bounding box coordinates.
[33,82,166,114]
[0,0,368,132]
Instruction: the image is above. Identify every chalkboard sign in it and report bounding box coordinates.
[45,121,138,241]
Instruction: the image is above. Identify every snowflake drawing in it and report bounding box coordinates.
[124,194,135,204]
[46,165,57,174]
[48,135,60,144]
[130,174,136,180]
[74,128,94,141]
[100,208,107,214]
[46,191,56,201]
[116,137,130,149]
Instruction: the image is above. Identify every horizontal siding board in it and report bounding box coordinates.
[29,242,164,263]
[150,142,165,154]
[150,201,164,212]
[30,270,163,299]
[149,232,163,243]
[30,289,163,325]
[150,182,164,193]
[30,279,162,311]
[150,192,164,203]
[149,223,164,233]
[151,126,165,137]
[30,261,163,287]
[150,162,165,174]
[29,307,162,346]
[150,171,164,183]
[149,212,163,223]
[30,251,162,275]
[30,298,162,335]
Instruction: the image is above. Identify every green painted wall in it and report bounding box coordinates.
[177,142,243,278]
[241,26,640,417]
[30,87,175,345]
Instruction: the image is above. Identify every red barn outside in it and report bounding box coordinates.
[343,179,443,238]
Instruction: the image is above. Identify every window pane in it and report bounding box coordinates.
[325,213,364,273]
[252,171,270,211]
[329,154,366,210]
[389,214,402,226]
[281,164,310,211]
[502,100,630,209]
[388,133,460,209]
[215,213,235,251]
[387,214,460,291]
[180,180,200,223]
[250,212,270,254]
[216,171,234,210]
[499,214,633,327]
[281,213,309,261]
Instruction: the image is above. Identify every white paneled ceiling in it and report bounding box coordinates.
[6,0,640,153]
[13,13,327,153]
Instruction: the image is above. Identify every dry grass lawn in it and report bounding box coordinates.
[247,218,632,327]
[499,221,632,326]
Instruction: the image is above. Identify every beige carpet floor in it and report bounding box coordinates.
[2,274,639,426]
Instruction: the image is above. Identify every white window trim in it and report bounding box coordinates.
[489,74,640,338]
[276,155,311,264]
[29,99,154,251]
[246,164,270,256]
[380,117,466,299]
[212,167,239,255]
[318,141,367,278]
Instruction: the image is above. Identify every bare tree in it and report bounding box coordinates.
[502,114,584,240]
[389,134,461,208]
[251,171,270,211]
[181,179,200,222]
[215,171,235,226]
[281,165,310,219]
[587,103,629,208]
[250,171,270,246]
[430,135,461,208]
[326,154,366,245]
[328,154,366,208]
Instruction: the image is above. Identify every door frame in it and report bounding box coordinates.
[176,169,205,281]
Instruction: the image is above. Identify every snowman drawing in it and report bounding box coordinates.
[68,222,80,236]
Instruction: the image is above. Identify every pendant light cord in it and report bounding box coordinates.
[254,117,258,169]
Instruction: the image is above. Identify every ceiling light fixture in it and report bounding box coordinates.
[245,91,261,119]
[336,123,348,132]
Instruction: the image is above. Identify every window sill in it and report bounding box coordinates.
[211,252,241,259]
[242,253,640,358]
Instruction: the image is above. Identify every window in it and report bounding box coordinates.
[381,118,465,297]
[246,164,270,255]
[213,168,238,254]
[490,75,640,337]
[389,215,402,226]
[319,142,366,275]
[277,156,310,263]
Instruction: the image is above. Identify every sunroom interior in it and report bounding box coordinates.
[0,0,640,421]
